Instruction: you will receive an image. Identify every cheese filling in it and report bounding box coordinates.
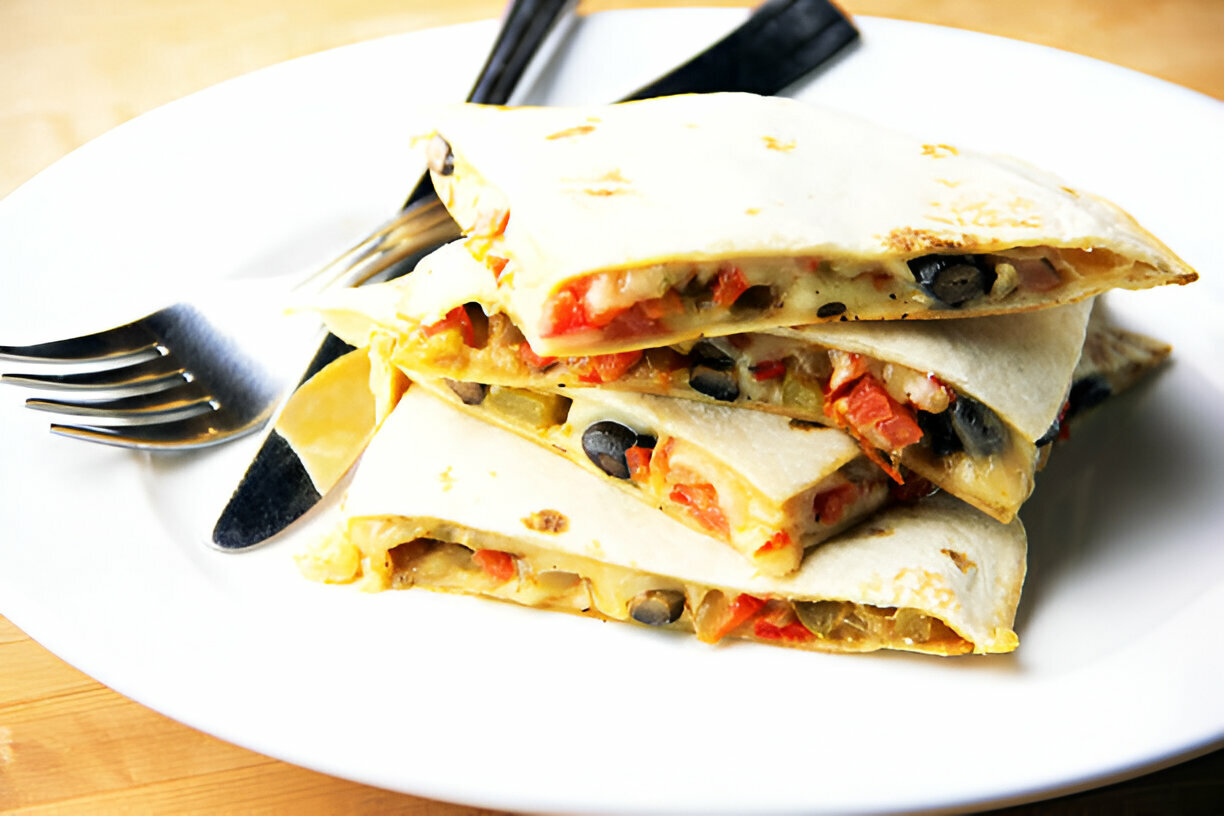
[298,517,974,656]
[422,379,891,577]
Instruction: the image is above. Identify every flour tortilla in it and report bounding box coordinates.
[423,93,1194,355]
[299,387,1026,655]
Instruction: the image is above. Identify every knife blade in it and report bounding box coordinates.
[212,0,860,551]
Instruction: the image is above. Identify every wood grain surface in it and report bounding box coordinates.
[2,1,1221,813]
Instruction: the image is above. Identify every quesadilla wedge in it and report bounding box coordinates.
[412,378,892,576]
[298,386,1026,656]
[312,260,1093,522]
[418,92,1194,356]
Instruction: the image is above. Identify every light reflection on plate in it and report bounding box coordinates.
[1,10,1222,814]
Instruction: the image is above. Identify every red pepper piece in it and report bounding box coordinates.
[423,306,476,347]
[624,446,652,482]
[574,350,644,384]
[712,266,750,307]
[669,483,730,537]
[754,530,793,556]
[753,619,816,642]
[472,549,516,582]
[709,593,766,642]
[750,359,787,381]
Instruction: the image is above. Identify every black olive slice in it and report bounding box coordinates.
[581,421,639,479]
[949,396,1006,457]
[629,589,686,626]
[907,255,997,307]
[1038,374,1113,446]
[687,340,739,401]
[916,409,963,457]
[730,285,776,313]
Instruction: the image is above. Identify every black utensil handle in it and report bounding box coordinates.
[404,0,576,209]
[622,0,858,102]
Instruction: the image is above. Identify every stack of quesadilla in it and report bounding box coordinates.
[296,93,1194,655]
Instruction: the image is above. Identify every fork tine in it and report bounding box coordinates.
[1,354,185,391]
[50,410,256,450]
[26,381,213,419]
[0,319,162,363]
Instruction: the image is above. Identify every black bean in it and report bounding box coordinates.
[445,379,486,406]
[629,589,686,626]
[949,395,1006,457]
[581,421,639,479]
[689,365,740,402]
[816,301,846,318]
[689,339,734,370]
[907,254,997,307]
[730,285,776,313]
[426,135,454,176]
[916,409,963,457]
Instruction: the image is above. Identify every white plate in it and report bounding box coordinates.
[2,10,1222,814]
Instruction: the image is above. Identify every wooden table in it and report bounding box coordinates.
[2,2,1221,812]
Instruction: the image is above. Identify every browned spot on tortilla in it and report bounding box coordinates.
[935,178,961,188]
[547,124,596,140]
[745,207,761,215]
[864,526,895,538]
[941,548,977,573]
[787,419,824,431]
[763,135,796,151]
[922,143,959,158]
[439,466,455,492]
[523,509,569,534]
[882,227,970,253]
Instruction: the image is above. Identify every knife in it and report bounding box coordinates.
[212,0,860,551]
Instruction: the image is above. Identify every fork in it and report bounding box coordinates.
[0,0,577,449]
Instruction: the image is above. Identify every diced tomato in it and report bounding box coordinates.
[709,593,766,642]
[841,376,895,427]
[422,306,475,347]
[669,483,730,537]
[875,411,924,448]
[573,350,644,384]
[472,549,517,582]
[750,359,787,381]
[518,342,557,370]
[712,266,750,307]
[754,530,792,556]
[542,279,593,336]
[840,377,924,449]
[625,446,652,482]
[753,618,816,642]
[812,483,859,525]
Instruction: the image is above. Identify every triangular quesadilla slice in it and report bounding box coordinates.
[298,387,1026,656]
[312,260,1093,522]
[418,92,1194,356]
[412,378,892,576]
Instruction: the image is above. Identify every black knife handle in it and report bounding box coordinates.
[622,0,858,102]
[404,0,576,209]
